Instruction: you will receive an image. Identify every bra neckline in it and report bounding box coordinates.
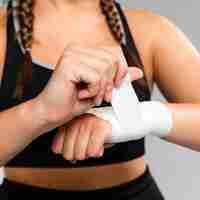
[31,58,54,71]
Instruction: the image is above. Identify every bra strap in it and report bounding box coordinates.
[0,2,23,100]
[115,2,151,100]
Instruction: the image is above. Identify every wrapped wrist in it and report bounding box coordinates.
[139,101,173,138]
[86,101,173,143]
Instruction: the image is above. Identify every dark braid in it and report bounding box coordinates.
[12,0,35,99]
[12,0,127,99]
[100,0,127,45]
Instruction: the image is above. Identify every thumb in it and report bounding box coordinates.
[128,67,144,81]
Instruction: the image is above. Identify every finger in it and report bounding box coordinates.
[100,46,125,87]
[51,126,65,154]
[77,63,115,102]
[96,147,104,158]
[114,60,127,88]
[67,46,120,100]
[73,46,120,92]
[128,67,144,81]
[62,122,79,161]
[77,66,101,99]
[74,122,91,161]
[104,83,114,103]
[87,127,107,158]
[60,54,102,100]
[66,46,119,85]
[97,61,117,104]
[94,76,107,106]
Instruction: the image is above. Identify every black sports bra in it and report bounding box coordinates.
[0,2,151,167]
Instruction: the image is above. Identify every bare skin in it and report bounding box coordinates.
[2,0,200,191]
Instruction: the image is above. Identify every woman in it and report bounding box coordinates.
[1,0,200,199]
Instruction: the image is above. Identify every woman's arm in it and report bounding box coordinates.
[0,99,50,167]
[151,14,200,151]
[51,12,200,160]
[0,9,50,166]
[79,12,200,152]
[0,9,138,165]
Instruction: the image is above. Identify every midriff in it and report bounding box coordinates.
[4,156,146,191]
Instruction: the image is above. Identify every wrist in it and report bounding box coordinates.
[139,101,173,138]
[86,107,135,143]
[25,98,56,136]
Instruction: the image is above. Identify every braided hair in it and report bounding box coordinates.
[11,0,133,99]
[11,0,34,99]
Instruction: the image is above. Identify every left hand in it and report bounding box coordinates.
[51,113,114,161]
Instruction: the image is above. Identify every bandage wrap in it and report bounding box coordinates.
[86,74,173,143]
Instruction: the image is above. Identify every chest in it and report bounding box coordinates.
[31,15,121,70]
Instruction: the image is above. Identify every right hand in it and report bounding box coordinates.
[34,44,143,129]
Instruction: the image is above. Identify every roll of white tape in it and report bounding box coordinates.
[111,73,142,133]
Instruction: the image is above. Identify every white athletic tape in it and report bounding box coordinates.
[86,63,173,142]
[111,73,142,133]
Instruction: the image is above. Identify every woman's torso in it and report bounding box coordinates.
[0,1,154,190]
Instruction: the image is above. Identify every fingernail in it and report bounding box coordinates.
[53,149,59,154]
[52,142,61,154]
[100,150,104,157]
[97,149,104,157]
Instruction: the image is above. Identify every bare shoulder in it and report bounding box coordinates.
[0,8,7,86]
[122,8,177,88]
[123,8,175,35]
[124,8,200,102]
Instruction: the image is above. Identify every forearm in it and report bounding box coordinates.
[0,98,52,166]
[163,103,200,151]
